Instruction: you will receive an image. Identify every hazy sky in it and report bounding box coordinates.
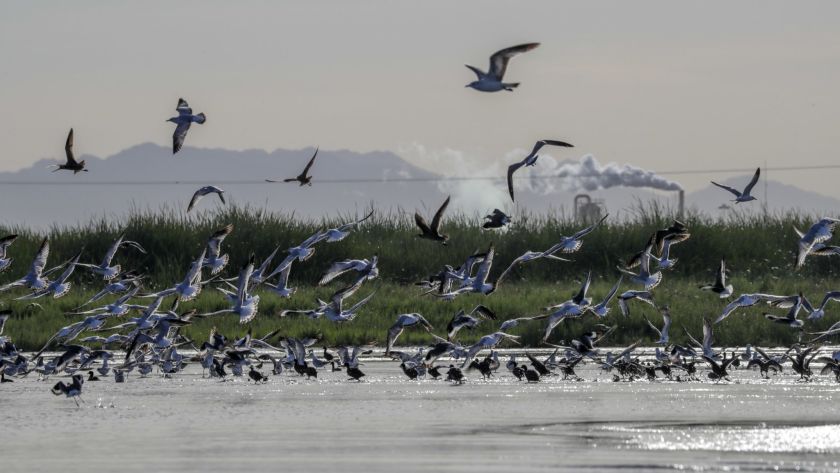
[2,1,840,193]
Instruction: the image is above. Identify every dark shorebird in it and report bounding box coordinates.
[446,365,464,384]
[51,374,85,406]
[482,209,511,229]
[415,196,451,244]
[267,147,319,186]
[248,366,268,384]
[167,98,206,154]
[51,129,88,174]
[522,365,540,383]
[711,167,760,204]
[506,139,573,201]
[465,43,540,92]
[699,259,733,298]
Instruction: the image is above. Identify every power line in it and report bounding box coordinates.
[0,163,838,186]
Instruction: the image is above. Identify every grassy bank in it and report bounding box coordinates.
[1,206,838,350]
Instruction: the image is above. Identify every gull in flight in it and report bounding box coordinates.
[267,147,318,186]
[494,249,570,289]
[167,98,206,154]
[618,290,655,317]
[204,256,260,324]
[203,224,234,275]
[460,331,520,368]
[806,291,840,320]
[617,244,662,291]
[794,218,840,269]
[465,43,540,92]
[587,277,623,318]
[446,305,496,340]
[16,251,81,300]
[506,139,573,201]
[546,214,608,255]
[711,167,760,203]
[144,249,206,302]
[435,244,496,299]
[76,270,143,308]
[50,129,88,174]
[265,230,326,281]
[699,259,733,298]
[0,238,54,292]
[264,260,296,298]
[763,293,812,328]
[187,186,226,212]
[318,256,379,286]
[644,306,672,345]
[0,234,18,273]
[715,293,790,324]
[385,313,433,355]
[322,210,374,242]
[415,195,451,244]
[482,209,511,229]
[77,232,146,280]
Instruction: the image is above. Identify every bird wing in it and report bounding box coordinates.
[710,181,742,198]
[187,189,204,212]
[237,256,255,302]
[101,233,125,266]
[742,167,761,195]
[64,128,78,166]
[474,244,494,285]
[30,238,50,276]
[472,304,497,320]
[494,253,532,289]
[464,64,484,79]
[414,212,432,234]
[430,195,451,233]
[173,121,191,154]
[716,259,727,286]
[301,147,319,177]
[507,161,526,201]
[487,43,540,80]
[644,316,662,339]
[571,214,608,240]
[176,98,192,115]
[600,276,623,306]
[207,224,234,258]
[318,260,357,286]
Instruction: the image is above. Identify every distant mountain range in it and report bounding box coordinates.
[0,143,836,228]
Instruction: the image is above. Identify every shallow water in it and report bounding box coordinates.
[2,356,839,473]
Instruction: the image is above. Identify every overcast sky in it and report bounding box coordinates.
[2,1,839,193]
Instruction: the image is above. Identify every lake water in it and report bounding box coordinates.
[2,353,839,472]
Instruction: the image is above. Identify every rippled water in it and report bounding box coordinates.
[2,358,839,472]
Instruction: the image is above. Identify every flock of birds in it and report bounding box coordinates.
[4,43,840,406]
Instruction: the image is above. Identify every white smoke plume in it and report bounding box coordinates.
[511,153,683,194]
[400,145,682,215]
[399,144,508,215]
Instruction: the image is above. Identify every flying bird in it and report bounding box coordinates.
[507,139,573,201]
[415,195,450,244]
[699,259,733,298]
[167,98,206,154]
[187,186,226,212]
[0,234,18,273]
[711,167,760,203]
[795,218,840,269]
[267,147,319,186]
[482,209,511,229]
[465,43,540,92]
[51,129,88,174]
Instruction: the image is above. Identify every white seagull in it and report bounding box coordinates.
[77,232,146,281]
[645,306,672,345]
[205,256,260,324]
[0,234,18,273]
[203,224,234,275]
[807,291,840,320]
[167,98,206,154]
[385,313,433,355]
[715,293,789,324]
[795,218,840,269]
[322,210,374,242]
[17,251,81,300]
[187,186,226,212]
[587,277,623,318]
[617,290,655,317]
[0,238,54,292]
[465,43,540,92]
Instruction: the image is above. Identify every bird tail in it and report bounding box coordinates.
[504,83,520,91]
